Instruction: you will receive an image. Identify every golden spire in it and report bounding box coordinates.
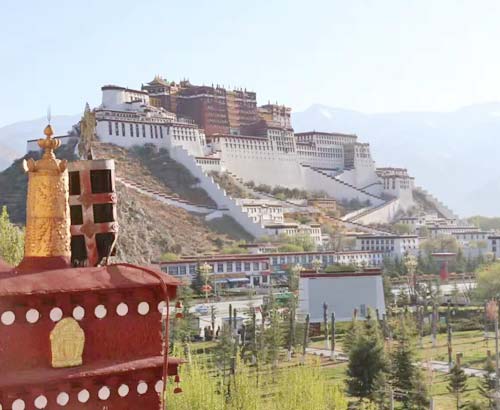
[20,123,71,265]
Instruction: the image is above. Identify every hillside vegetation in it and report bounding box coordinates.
[0,141,240,262]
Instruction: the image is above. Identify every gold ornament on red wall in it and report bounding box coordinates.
[50,317,85,368]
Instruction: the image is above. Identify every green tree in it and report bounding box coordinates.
[172,284,198,344]
[475,262,500,301]
[479,356,497,409]
[160,252,179,262]
[420,235,459,255]
[392,223,411,235]
[447,363,468,410]
[390,315,429,409]
[346,311,387,399]
[278,243,304,253]
[264,301,284,370]
[0,206,24,265]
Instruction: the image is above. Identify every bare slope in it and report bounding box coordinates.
[0,142,239,262]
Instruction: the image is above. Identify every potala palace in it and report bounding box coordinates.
[27,75,457,240]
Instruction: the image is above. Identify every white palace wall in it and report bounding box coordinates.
[168,145,268,238]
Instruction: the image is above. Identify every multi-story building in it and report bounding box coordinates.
[377,167,415,208]
[236,199,284,225]
[29,75,457,231]
[295,131,351,171]
[355,234,419,258]
[428,225,481,238]
[95,85,207,156]
[142,76,258,135]
[264,222,323,246]
[488,236,500,259]
[158,249,385,288]
[257,103,291,129]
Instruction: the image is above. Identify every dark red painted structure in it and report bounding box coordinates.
[0,151,184,409]
[0,262,181,409]
[68,159,118,267]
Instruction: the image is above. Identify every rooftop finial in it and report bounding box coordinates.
[18,122,71,272]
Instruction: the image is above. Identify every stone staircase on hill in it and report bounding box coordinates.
[224,171,312,212]
[224,169,393,232]
[347,198,400,225]
[413,186,458,220]
[301,164,385,205]
[321,213,393,235]
[167,145,268,238]
[116,177,218,214]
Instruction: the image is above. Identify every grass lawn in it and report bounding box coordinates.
[417,329,492,369]
[310,329,491,410]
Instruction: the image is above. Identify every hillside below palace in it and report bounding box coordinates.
[27,75,456,234]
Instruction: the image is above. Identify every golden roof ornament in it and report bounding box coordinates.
[20,122,71,264]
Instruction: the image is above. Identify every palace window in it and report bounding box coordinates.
[108,121,112,134]
[142,124,146,138]
[130,124,134,137]
[136,124,140,137]
[115,122,119,136]
[122,123,125,136]
[217,263,224,273]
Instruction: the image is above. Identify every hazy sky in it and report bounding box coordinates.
[1,0,500,127]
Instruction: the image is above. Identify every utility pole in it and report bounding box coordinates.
[252,308,257,365]
[431,303,438,348]
[447,300,452,367]
[211,305,216,338]
[302,314,310,364]
[288,296,296,361]
[330,312,336,360]
[487,299,500,408]
[323,302,329,349]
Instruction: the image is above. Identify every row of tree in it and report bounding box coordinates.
[0,206,24,265]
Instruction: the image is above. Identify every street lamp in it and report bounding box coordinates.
[486,299,500,408]
[289,263,302,294]
[404,254,418,302]
[199,262,213,303]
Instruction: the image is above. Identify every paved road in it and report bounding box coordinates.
[191,296,264,335]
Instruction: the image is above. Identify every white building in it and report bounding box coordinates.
[265,222,323,246]
[355,234,419,258]
[235,199,284,225]
[299,268,386,322]
[488,236,500,259]
[27,81,457,232]
[95,85,207,157]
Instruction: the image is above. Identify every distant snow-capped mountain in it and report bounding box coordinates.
[292,103,500,217]
[0,115,80,170]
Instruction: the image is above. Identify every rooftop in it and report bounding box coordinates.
[0,263,181,298]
